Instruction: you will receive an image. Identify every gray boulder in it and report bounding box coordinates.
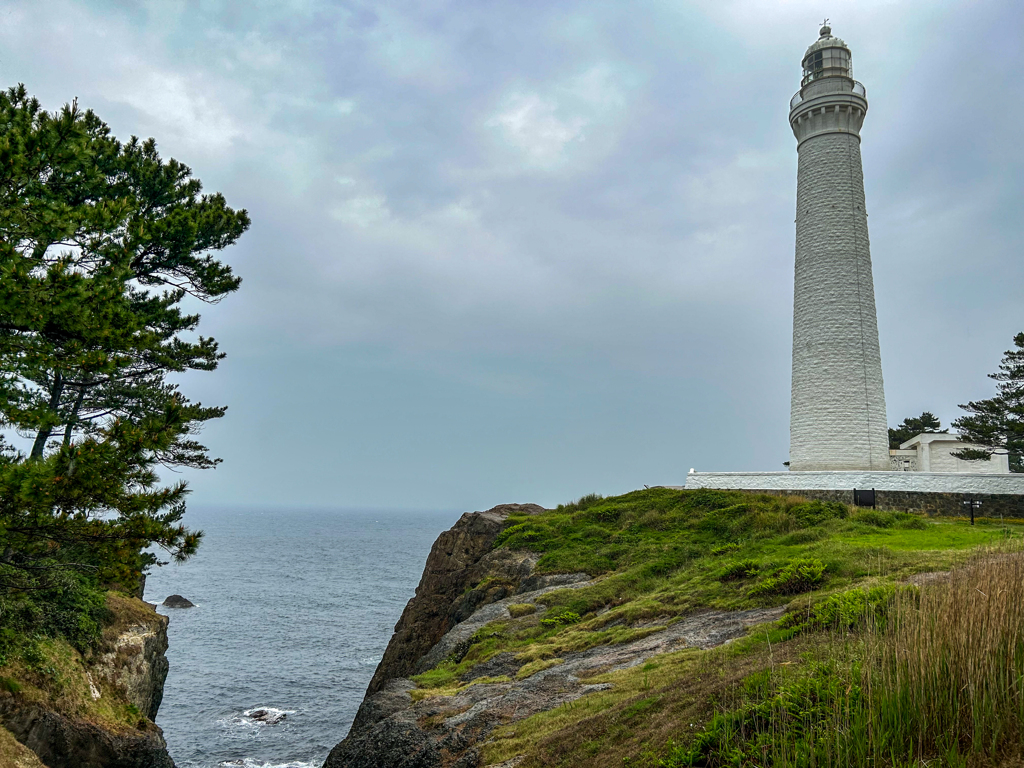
[161,595,195,609]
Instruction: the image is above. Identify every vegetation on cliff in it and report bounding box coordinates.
[0,83,245,677]
[402,488,1023,767]
[0,84,243,765]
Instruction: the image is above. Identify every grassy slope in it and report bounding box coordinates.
[0,592,159,735]
[407,488,1022,767]
[0,725,46,768]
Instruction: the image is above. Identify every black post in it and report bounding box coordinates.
[962,498,982,525]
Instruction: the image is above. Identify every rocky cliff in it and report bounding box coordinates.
[323,498,783,768]
[364,503,546,697]
[0,593,175,768]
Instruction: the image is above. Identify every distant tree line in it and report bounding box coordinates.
[888,411,945,450]
[890,332,1023,472]
[0,85,248,653]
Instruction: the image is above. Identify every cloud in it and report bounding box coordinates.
[115,69,243,152]
[487,91,587,167]
[1,0,1021,508]
[484,65,631,171]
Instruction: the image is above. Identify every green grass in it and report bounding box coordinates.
[830,518,1006,550]
[0,593,164,733]
[652,548,1024,768]
[414,491,1011,702]
[440,488,1024,768]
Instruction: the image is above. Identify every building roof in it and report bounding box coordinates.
[899,432,966,450]
[804,26,850,59]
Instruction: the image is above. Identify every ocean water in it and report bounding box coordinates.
[143,507,459,768]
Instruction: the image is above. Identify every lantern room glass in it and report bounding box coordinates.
[801,48,852,85]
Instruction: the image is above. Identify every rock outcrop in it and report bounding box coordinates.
[324,503,783,768]
[92,602,170,722]
[327,605,781,768]
[0,594,175,768]
[161,595,194,609]
[0,698,174,768]
[364,503,545,696]
[0,724,47,768]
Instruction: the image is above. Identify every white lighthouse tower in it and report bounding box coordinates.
[788,25,890,472]
[682,26,1024,499]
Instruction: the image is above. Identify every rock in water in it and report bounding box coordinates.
[246,708,287,724]
[161,594,195,609]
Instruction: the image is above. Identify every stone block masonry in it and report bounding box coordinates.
[791,132,888,471]
[788,28,889,472]
[678,471,1024,517]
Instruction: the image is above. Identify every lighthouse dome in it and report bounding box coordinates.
[801,26,852,85]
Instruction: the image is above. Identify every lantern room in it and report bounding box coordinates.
[801,25,853,85]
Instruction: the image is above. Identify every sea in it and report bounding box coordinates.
[143,506,460,768]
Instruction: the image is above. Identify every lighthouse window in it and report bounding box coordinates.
[803,48,852,83]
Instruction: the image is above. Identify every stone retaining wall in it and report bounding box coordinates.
[677,471,1024,517]
[682,471,1024,495]
[743,488,1024,517]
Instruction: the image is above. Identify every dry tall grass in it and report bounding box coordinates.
[870,548,1024,762]
[675,546,1024,767]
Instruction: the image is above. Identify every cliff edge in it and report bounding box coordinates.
[322,488,1023,768]
[0,592,175,768]
[364,503,546,697]
[324,496,781,768]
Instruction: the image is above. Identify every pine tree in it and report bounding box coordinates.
[0,85,248,636]
[952,332,1024,472]
[888,411,945,450]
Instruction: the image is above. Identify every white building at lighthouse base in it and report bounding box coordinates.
[889,433,1009,474]
[682,433,1022,495]
[680,469,1024,496]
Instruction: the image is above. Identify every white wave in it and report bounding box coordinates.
[242,706,295,725]
[218,760,320,768]
[216,706,297,733]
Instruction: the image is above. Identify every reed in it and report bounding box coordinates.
[677,546,1024,767]
[868,548,1024,763]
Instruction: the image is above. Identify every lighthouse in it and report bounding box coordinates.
[682,26,1024,499]
[788,25,890,472]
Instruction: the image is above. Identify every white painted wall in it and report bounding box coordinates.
[898,433,1011,474]
[788,37,888,472]
[682,470,1024,494]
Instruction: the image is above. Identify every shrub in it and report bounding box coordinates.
[0,572,107,655]
[539,610,582,628]
[747,510,796,534]
[638,547,698,579]
[749,559,828,598]
[719,560,760,582]
[789,500,848,526]
[850,510,896,528]
[494,523,546,549]
[665,661,858,767]
[699,504,752,539]
[783,585,897,633]
[709,543,740,556]
[894,512,928,530]
[779,528,827,545]
[556,493,604,514]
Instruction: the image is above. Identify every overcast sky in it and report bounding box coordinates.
[3,0,1021,512]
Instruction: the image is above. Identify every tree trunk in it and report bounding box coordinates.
[30,372,64,459]
[62,383,86,447]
